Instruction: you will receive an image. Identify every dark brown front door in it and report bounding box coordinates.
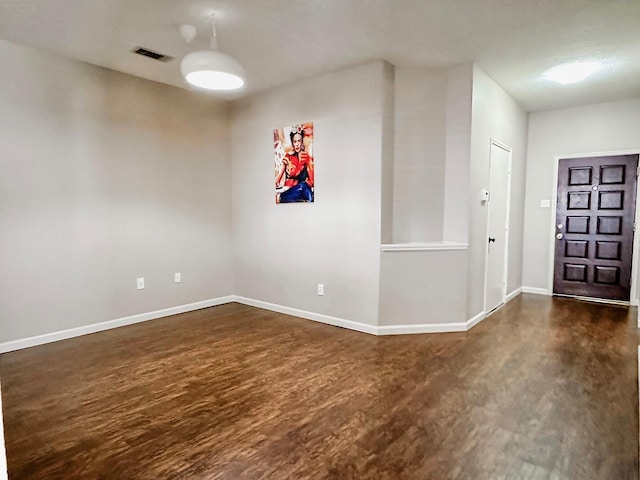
[553,154,639,301]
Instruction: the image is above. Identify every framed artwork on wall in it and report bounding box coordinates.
[274,122,314,203]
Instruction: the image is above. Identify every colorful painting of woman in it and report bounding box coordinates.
[274,122,314,203]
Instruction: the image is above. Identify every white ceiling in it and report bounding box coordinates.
[0,0,638,112]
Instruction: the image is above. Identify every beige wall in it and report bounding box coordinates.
[442,64,474,243]
[392,67,447,242]
[0,40,234,343]
[467,65,528,318]
[380,64,527,327]
[379,65,471,328]
[523,98,640,291]
[380,63,395,244]
[8,34,620,345]
[379,249,468,326]
[231,61,389,327]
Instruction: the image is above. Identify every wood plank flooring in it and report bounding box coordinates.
[0,294,638,479]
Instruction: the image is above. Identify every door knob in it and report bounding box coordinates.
[488,237,496,243]
[556,233,563,239]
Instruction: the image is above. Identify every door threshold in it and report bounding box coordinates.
[553,293,630,307]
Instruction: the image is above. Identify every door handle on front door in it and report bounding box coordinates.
[556,233,563,239]
[488,237,496,243]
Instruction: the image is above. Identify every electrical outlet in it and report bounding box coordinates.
[317,283,324,296]
[174,272,182,283]
[137,277,145,290]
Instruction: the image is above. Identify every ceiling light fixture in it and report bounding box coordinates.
[544,61,600,85]
[180,14,245,91]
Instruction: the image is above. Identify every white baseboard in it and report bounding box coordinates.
[522,286,551,296]
[379,309,496,335]
[466,288,522,332]
[506,287,522,302]
[0,296,235,354]
[377,322,468,335]
[2,292,515,353]
[234,296,478,335]
[232,296,378,335]
[466,310,486,330]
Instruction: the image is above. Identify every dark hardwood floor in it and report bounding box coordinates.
[0,294,638,479]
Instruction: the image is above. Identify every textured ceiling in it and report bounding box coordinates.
[0,0,638,111]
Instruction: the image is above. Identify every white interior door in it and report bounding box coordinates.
[485,141,512,313]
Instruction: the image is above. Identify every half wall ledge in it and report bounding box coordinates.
[380,242,468,252]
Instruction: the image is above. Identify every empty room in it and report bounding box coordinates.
[1,1,639,479]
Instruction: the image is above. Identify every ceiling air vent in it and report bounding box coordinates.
[132,47,173,63]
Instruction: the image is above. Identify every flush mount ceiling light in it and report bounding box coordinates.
[180,15,245,91]
[543,61,601,85]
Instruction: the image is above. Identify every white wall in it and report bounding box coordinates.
[522,98,640,291]
[231,61,389,327]
[443,64,474,243]
[379,65,470,328]
[392,67,447,242]
[0,40,234,343]
[380,63,395,244]
[467,65,528,318]
[379,249,468,326]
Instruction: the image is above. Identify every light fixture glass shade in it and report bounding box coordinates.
[544,62,600,84]
[180,50,245,91]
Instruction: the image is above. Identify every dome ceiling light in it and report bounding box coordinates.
[180,15,246,92]
[543,61,601,85]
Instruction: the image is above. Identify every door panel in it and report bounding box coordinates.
[553,154,638,301]
[485,143,511,312]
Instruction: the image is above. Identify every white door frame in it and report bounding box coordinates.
[546,149,640,306]
[483,139,513,313]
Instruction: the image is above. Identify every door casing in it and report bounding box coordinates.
[546,149,640,306]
